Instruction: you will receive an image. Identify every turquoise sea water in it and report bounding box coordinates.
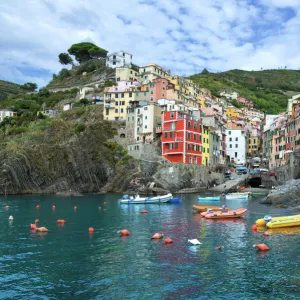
[0,194,300,299]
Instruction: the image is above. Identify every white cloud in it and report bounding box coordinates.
[0,0,300,87]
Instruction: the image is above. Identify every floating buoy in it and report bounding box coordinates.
[254,243,270,251]
[188,239,202,245]
[36,205,40,209]
[104,202,107,205]
[35,219,40,223]
[141,210,148,214]
[256,219,266,226]
[88,227,94,233]
[74,206,77,210]
[264,231,270,236]
[215,245,224,251]
[30,224,37,230]
[151,233,164,239]
[57,219,66,224]
[4,205,9,209]
[118,229,131,236]
[164,237,173,244]
[98,207,101,210]
[9,215,13,220]
[36,227,48,232]
[252,224,257,231]
[52,205,56,209]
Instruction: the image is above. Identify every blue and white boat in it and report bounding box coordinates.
[225,192,250,200]
[119,193,173,204]
[169,197,182,203]
[198,196,220,202]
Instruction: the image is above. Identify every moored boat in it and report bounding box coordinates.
[193,205,230,213]
[225,192,250,200]
[119,193,173,204]
[266,215,300,229]
[198,196,220,202]
[204,208,247,219]
[256,214,300,227]
[169,197,182,203]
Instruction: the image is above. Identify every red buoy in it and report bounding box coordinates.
[264,231,270,236]
[254,243,270,251]
[164,237,173,244]
[36,205,40,209]
[151,233,164,239]
[57,219,66,224]
[52,205,56,210]
[4,205,9,209]
[104,202,107,205]
[88,227,94,233]
[252,224,257,231]
[118,229,131,236]
[141,210,148,214]
[74,206,77,210]
[30,224,37,230]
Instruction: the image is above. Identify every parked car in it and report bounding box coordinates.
[236,166,248,175]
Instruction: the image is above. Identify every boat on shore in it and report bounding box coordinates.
[198,196,220,202]
[225,192,250,200]
[193,205,230,213]
[204,208,247,219]
[119,193,173,204]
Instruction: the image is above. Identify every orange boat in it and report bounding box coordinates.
[193,205,230,213]
[205,208,247,219]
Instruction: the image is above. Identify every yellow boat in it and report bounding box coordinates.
[256,214,300,226]
[267,215,300,228]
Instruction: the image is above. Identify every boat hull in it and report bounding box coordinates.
[267,216,300,228]
[205,208,247,219]
[198,196,220,202]
[193,205,230,212]
[225,193,249,200]
[256,214,300,226]
[119,193,173,204]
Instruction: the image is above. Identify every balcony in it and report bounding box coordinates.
[137,119,143,125]
[105,104,115,108]
[155,126,162,133]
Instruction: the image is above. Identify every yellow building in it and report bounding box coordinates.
[202,125,210,166]
[226,106,239,118]
[116,67,139,82]
[103,81,149,121]
[139,63,170,83]
[196,96,206,108]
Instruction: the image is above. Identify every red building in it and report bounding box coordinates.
[161,111,202,164]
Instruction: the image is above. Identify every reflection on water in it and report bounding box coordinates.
[0,193,299,299]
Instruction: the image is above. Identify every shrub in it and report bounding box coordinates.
[74,123,86,134]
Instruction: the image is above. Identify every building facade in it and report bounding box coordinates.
[161,111,202,164]
[106,51,132,68]
[202,125,210,166]
[226,128,246,164]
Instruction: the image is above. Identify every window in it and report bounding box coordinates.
[162,93,164,97]
[168,143,173,149]
[188,132,191,138]
[194,134,196,140]
[170,132,173,138]
[136,92,139,96]
[123,52,125,56]
[145,125,147,129]
[132,116,134,121]
[130,71,132,74]
[235,144,238,148]
[121,108,124,113]
[175,143,178,149]
[115,93,118,98]
[165,132,168,138]
[121,93,124,98]
[129,93,132,97]
[235,152,237,158]
[115,109,118,113]
[170,113,174,118]
[188,144,190,150]
[228,131,231,135]
[144,92,147,96]
[128,117,130,121]
[113,61,116,65]
[230,144,232,148]
[188,121,191,128]
[203,147,205,153]
[235,137,238,141]
[150,97,153,100]
[137,109,140,114]
[122,101,125,105]
[229,137,232,142]
[207,148,209,153]
[106,109,109,115]
[203,138,205,143]
[145,116,148,120]
[194,123,197,129]
[117,77,120,81]
[116,101,119,105]
[151,90,153,94]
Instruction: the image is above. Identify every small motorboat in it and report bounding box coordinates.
[193,205,230,213]
[225,192,250,200]
[256,214,300,227]
[169,197,182,203]
[204,208,247,219]
[266,215,300,229]
[198,196,220,202]
[119,193,173,204]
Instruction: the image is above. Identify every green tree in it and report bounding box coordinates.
[201,68,209,74]
[68,42,108,63]
[21,82,37,92]
[58,53,74,65]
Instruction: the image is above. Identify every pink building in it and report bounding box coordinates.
[237,96,253,108]
[149,78,175,102]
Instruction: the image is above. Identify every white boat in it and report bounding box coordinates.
[119,193,173,204]
[225,192,250,200]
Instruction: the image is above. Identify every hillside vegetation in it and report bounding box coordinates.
[0,80,27,101]
[190,69,300,114]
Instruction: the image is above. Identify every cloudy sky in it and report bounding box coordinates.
[1,0,300,87]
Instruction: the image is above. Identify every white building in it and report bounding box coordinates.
[226,128,246,164]
[106,51,132,69]
[219,91,239,100]
[0,110,17,122]
[287,94,300,114]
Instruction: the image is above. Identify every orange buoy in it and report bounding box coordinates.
[35,219,40,223]
[36,205,40,209]
[30,224,37,229]
[118,229,131,236]
[88,227,94,233]
[151,233,164,239]
[264,231,270,236]
[36,227,48,232]
[57,219,66,224]
[164,237,173,244]
[104,202,107,205]
[141,210,148,214]
[4,205,9,209]
[252,224,257,231]
[254,243,270,251]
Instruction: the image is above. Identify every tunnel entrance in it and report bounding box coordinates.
[248,177,262,187]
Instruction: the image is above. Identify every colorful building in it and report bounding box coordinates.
[103,81,149,121]
[226,106,239,118]
[202,125,210,166]
[139,63,170,84]
[226,127,246,164]
[161,111,202,164]
[116,67,139,82]
[149,78,175,102]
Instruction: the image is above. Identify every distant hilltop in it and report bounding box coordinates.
[0,80,28,101]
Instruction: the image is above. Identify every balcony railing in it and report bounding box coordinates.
[105,104,115,108]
